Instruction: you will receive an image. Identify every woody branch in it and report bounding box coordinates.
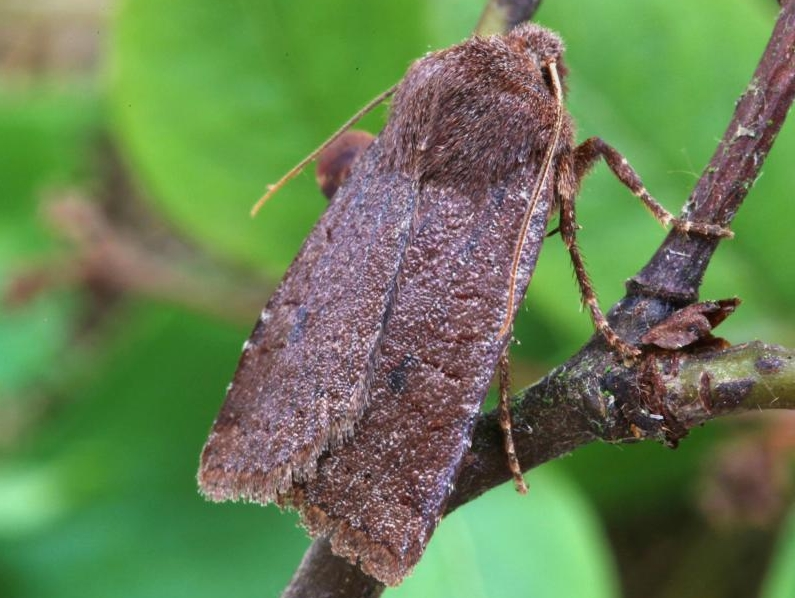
[282,0,795,596]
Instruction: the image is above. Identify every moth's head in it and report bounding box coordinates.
[505,23,569,91]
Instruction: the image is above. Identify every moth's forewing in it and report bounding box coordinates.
[200,22,575,587]
[292,168,557,585]
[285,27,574,585]
[199,142,417,501]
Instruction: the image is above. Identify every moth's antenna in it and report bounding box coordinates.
[498,62,564,337]
[250,84,398,217]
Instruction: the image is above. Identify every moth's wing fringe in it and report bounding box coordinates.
[299,501,414,587]
[198,373,376,504]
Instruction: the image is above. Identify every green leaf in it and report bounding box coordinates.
[0,303,309,598]
[760,505,795,598]
[391,469,619,598]
[109,0,439,272]
[0,88,97,393]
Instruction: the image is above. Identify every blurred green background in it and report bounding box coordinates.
[1,1,794,597]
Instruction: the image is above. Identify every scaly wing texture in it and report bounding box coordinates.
[292,169,556,585]
[199,142,418,502]
[286,24,573,585]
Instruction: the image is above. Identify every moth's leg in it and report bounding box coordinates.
[498,348,528,494]
[545,225,562,238]
[557,155,640,360]
[573,137,733,238]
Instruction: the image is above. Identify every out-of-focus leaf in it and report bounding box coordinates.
[556,428,724,518]
[109,0,438,272]
[0,89,97,231]
[392,469,618,598]
[0,89,97,393]
[0,293,78,395]
[0,303,309,598]
[760,505,795,598]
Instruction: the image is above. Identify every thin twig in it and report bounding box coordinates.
[630,0,795,300]
[451,342,795,509]
[474,0,543,35]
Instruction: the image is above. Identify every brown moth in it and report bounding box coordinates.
[199,23,727,585]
